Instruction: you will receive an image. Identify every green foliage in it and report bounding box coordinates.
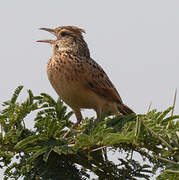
[0,86,179,179]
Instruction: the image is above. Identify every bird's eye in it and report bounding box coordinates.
[55,44,59,49]
[61,32,68,37]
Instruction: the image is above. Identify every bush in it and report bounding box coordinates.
[0,86,178,179]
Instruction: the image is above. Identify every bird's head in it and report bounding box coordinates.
[37,26,90,57]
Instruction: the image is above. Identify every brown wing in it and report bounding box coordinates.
[82,58,123,104]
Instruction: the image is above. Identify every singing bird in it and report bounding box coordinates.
[37,26,134,136]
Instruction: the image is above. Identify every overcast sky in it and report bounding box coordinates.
[0,0,179,179]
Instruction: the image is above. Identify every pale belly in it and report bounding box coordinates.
[47,70,102,110]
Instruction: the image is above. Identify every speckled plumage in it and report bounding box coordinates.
[38,26,134,136]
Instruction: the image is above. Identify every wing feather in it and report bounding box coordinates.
[83,58,123,104]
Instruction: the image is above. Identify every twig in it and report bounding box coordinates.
[155,156,179,165]
[135,116,141,137]
[103,148,108,161]
[164,170,179,174]
[0,110,3,137]
[91,146,107,152]
[130,149,134,160]
[167,89,177,129]
[0,124,2,137]
[171,88,177,117]
[135,116,139,136]
[147,102,152,114]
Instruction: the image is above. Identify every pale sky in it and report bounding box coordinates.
[0,0,179,179]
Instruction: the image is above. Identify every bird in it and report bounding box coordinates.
[37,26,134,137]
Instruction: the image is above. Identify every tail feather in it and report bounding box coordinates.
[117,104,135,115]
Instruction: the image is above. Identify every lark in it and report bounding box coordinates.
[37,26,134,136]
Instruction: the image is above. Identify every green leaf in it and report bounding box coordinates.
[40,93,57,106]
[43,148,52,162]
[47,119,59,138]
[14,135,47,150]
[156,107,173,123]
[27,147,48,163]
[27,89,34,105]
[10,86,23,104]
[162,115,179,124]
[102,132,135,145]
[53,145,76,156]
[75,134,90,149]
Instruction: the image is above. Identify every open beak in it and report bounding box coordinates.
[39,28,56,35]
[37,27,57,43]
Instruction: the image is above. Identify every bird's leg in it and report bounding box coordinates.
[94,108,102,125]
[63,110,82,138]
[72,110,83,129]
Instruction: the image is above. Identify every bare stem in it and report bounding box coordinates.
[164,170,179,174]
[171,88,177,117]
[155,156,179,165]
[91,146,107,152]
[147,102,152,114]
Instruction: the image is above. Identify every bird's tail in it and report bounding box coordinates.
[117,103,135,115]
